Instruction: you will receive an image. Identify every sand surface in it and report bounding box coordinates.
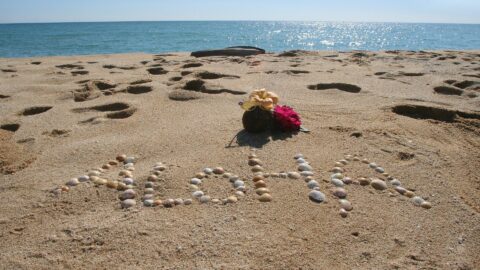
[0,50,479,269]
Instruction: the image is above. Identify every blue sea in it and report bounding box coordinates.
[0,21,479,58]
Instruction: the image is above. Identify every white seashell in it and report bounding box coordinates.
[190,178,202,185]
[331,178,344,187]
[296,158,308,164]
[143,199,154,207]
[298,164,313,172]
[412,196,425,206]
[123,178,134,185]
[300,171,314,177]
[144,188,155,194]
[203,168,213,174]
[390,179,401,186]
[375,167,385,173]
[287,172,301,179]
[233,180,245,188]
[235,191,245,197]
[199,195,211,203]
[369,162,378,169]
[119,189,136,200]
[78,175,90,182]
[331,167,344,173]
[294,153,304,159]
[66,178,79,186]
[309,190,325,203]
[339,199,353,211]
[307,180,319,189]
[192,190,204,198]
[121,199,136,208]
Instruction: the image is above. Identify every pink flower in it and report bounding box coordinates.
[273,105,301,132]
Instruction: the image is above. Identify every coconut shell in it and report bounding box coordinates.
[242,106,273,133]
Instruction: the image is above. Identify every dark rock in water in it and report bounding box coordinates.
[242,106,273,133]
[191,46,265,57]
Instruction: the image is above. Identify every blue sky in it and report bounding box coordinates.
[0,0,479,24]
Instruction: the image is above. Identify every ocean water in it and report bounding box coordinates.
[0,21,479,58]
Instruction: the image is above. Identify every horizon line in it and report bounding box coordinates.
[1,19,480,26]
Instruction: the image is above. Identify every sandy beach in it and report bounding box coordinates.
[0,50,479,269]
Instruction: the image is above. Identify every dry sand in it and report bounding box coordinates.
[0,50,479,269]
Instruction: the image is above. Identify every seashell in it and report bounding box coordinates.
[256,188,270,195]
[78,175,90,182]
[296,158,308,164]
[66,178,79,186]
[252,175,264,182]
[300,171,314,177]
[331,178,344,187]
[375,167,385,173]
[125,156,135,164]
[390,179,401,186]
[229,175,240,183]
[358,177,370,186]
[143,199,154,207]
[353,157,360,161]
[108,160,118,166]
[174,198,184,205]
[190,178,202,185]
[308,190,325,203]
[102,164,111,170]
[148,175,158,182]
[342,177,353,185]
[163,199,175,208]
[235,191,245,197]
[199,195,211,204]
[394,186,407,195]
[248,159,263,166]
[332,188,347,198]
[258,193,272,202]
[331,173,343,179]
[93,178,107,185]
[203,168,213,175]
[251,165,264,173]
[307,180,319,189]
[106,180,118,189]
[294,153,304,159]
[116,154,127,162]
[339,159,348,165]
[213,167,224,174]
[331,167,344,173]
[119,189,136,200]
[279,173,288,179]
[236,186,246,192]
[412,196,425,206]
[287,172,301,179]
[121,199,136,209]
[184,199,193,205]
[227,196,238,203]
[195,172,206,179]
[421,201,432,209]
[123,178,134,185]
[117,182,128,191]
[248,153,257,159]
[144,188,155,194]
[154,199,163,206]
[298,164,313,172]
[143,194,154,201]
[223,172,232,179]
[254,180,267,188]
[88,170,101,177]
[371,179,387,190]
[234,180,245,188]
[405,191,415,198]
[339,199,353,211]
[339,208,348,218]
[192,190,204,198]
[368,162,378,169]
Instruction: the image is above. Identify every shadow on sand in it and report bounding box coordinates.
[225,129,296,149]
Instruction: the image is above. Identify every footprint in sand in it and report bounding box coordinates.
[433,86,464,96]
[182,79,246,95]
[125,85,153,94]
[168,90,201,101]
[73,80,117,102]
[169,76,183,82]
[130,79,152,85]
[307,83,362,93]
[73,102,137,123]
[56,63,84,70]
[392,104,480,128]
[282,70,310,75]
[0,94,10,99]
[20,106,53,116]
[1,123,20,132]
[71,70,89,76]
[181,63,203,68]
[30,61,42,65]
[1,69,17,73]
[195,71,240,80]
[147,67,168,75]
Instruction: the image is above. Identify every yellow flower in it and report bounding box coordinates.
[241,89,279,111]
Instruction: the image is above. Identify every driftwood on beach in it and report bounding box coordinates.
[191,46,266,57]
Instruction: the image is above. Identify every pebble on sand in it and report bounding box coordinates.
[369,162,378,169]
[331,178,345,187]
[251,165,264,172]
[421,201,432,209]
[144,188,155,194]
[375,167,385,173]
[78,175,90,182]
[227,196,238,203]
[116,154,127,162]
[300,171,314,177]
[203,168,213,175]
[121,199,136,209]
[199,195,211,203]
[358,177,370,186]
[195,172,206,179]
[331,167,344,173]
[394,186,407,195]
[143,199,154,207]
[125,156,135,164]
[184,199,193,205]
[342,177,353,185]
[163,199,175,208]
[390,179,402,186]
[123,178,135,185]
[339,208,349,218]
[234,180,245,188]
[190,178,202,185]
[254,180,267,188]
[252,175,264,182]
[248,159,262,166]
[307,180,320,189]
[309,190,326,203]
[192,190,204,198]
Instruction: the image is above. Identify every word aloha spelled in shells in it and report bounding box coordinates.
[52,151,432,217]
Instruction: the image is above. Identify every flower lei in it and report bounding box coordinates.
[240,89,303,132]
